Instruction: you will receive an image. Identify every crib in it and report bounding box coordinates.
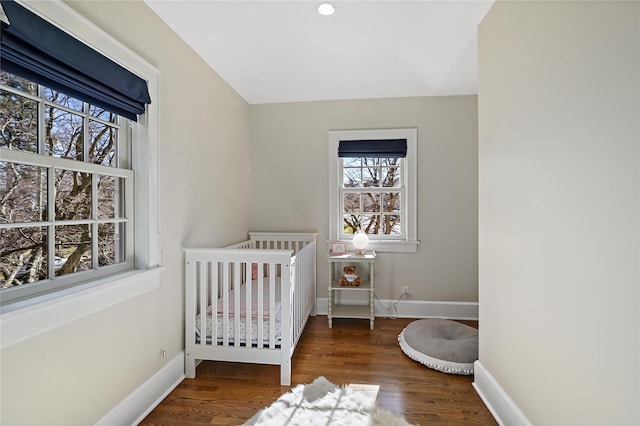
[184,232,317,386]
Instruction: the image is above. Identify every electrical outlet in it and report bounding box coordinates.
[401,286,410,299]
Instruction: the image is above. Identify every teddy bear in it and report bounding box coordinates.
[339,265,361,286]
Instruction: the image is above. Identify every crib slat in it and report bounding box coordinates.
[185,259,196,378]
[245,262,253,347]
[233,261,241,348]
[257,265,264,349]
[291,256,297,338]
[198,261,208,347]
[185,260,196,346]
[294,256,301,336]
[211,261,218,347]
[269,263,276,350]
[222,262,230,346]
[280,261,292,373]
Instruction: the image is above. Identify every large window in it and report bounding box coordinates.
[0,71,134,303]
[0,0,160,317]
[329,128,418,253]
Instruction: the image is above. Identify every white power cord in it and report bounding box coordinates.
[374,292,401,319]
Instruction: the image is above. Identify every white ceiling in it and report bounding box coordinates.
[144,1,494,104]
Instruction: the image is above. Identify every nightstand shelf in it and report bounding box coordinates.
[328,251,376,329]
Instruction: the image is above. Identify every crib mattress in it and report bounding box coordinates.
[195,310,282,345]
[194,279,282,345]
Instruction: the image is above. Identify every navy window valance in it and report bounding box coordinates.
[0,0,151,121]
[338,139,407,158]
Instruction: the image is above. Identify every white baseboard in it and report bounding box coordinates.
[315,297,478,320]
[472,360,531,426]
[94,352,184,426]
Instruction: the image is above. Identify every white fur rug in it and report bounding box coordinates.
[243,376,413,426]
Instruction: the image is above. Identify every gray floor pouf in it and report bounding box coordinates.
[398,318,478,375]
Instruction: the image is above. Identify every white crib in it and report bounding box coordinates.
[184,232,317,386]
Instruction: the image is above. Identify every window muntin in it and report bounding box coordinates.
[0,71,134,301]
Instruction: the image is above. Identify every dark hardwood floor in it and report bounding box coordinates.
[140,315,497,425]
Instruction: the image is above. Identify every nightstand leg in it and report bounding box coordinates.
[328,289,333,328]
[370,290,374,329]
[370,262,375,329]
[328,263,333,328]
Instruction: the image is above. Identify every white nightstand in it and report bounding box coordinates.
[327,251,376,329]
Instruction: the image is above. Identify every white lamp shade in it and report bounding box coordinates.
[352,230,369,254]
[317,3,335,16]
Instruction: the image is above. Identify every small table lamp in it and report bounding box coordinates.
[352,229,369,255]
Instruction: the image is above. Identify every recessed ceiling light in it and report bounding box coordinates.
[317,3,335,16]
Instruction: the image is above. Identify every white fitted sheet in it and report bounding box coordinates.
[195,280,282,345]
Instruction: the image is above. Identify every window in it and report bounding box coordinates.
[329,128,418,253]
[0,0,160,315]
[0,71,134,303]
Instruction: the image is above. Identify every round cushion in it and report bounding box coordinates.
[398,318,478,375]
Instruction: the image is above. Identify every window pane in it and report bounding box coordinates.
[381,164,400,188]
[343,158,360,167]
[55,224,92,276]
[342,214,361,235]
[361,215,379,234]
[55,169,92,220]
[88,121,118,166]
[0,71,37,96]
[45,107,83,160]
[362,165,381,188]
[98,222,125,266]
[383,192,401,212]
[383,214,402,235]
[362,158,383,167]
[343,192,360,213]
[43,89,83,112]
[0,90,38,152]
[0,162,48,223]
[97,175,124,219]
[89,105,117,123]
[0,227,48,288]
[343,167,361,187]
[362,192,380,213]
[345,213,402,236]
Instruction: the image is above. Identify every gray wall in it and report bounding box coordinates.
[250,96,478,302]
[478,1,639,423]
[0,1,251,424]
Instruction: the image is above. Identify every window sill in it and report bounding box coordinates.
[331,240,420,253]
[366,240,419,253]
[0,267,163,349]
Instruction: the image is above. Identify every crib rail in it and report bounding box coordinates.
[249,232,318,254]
[184,232,316,385]
[290,240,316,349]
[185,248,292,346]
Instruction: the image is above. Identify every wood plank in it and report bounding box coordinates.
[140,315,497,425]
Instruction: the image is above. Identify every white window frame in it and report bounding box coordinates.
[328,128,419,253]
[0,0,162,346]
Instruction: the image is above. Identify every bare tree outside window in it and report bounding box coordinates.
[342,157,402,237]
[0,71,129,291]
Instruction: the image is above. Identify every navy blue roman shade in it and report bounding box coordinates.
[0,0,151,121]
[338,139,407,158]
